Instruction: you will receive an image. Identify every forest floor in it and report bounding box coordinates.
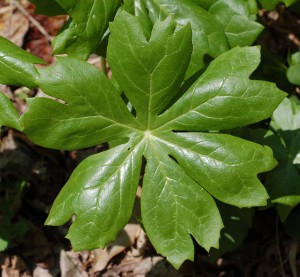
[1,1,300,276]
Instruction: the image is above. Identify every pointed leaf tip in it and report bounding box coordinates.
[142,141,223,268]
[46,141,144,251]
[108,11,192,127]
[0,93,22,130]
[155,46,286,131]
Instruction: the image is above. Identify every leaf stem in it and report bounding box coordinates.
[276,215,286,277]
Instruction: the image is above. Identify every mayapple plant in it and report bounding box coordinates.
[0,1,287,269]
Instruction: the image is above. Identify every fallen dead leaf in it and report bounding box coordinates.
[1,255,31,277]
[0,4,29,47]
[101,256,180,277]
[91,223,141,274]
[32,266,55,277]
[132,257,180,277]
[60,250,88,277]
[288,241,298,277]
[131,228,147,258]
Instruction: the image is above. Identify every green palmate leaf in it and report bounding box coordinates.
[188,0,214,9]
[247,0,259,14]
[143,0,263,78]
[0,12,286,268]
[235,97,300,221]
[142,0,229,78]
[123,0,153,38]
[154,46,284,131]
[29,0,65,16]
[155,132,274,207]
[46,139,144,250]
[23,57,141,150]
[108,14,192,126]
[142,140,222,269]
[0,93,22,130]
[205,0,264,48]
[0,37,35,130]
[234,127,300,199]
[191,0,263,48]
[52,0,121,59]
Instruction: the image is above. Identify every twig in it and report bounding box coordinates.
[0,5,13,14]
[288,241,298,277]
[11,0,53,42]
[288,33,300,47]
[276,215,286,277]
[8,0,13,36]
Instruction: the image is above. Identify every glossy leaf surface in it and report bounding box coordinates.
[142,140,222,269]
[205,0,264,48]
[143,0,229,78]
[154,46,284,131]
[108,14,192,126]
[46,141,144,250]
[0,12,286,268]
[155,132,274,207]
[22,57,139,150]
[0,93,22,130]
[143,0,263,78]
[52,0,121,59]
[0,36,44,88]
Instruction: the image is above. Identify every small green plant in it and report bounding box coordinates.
[0,181,29,251]
[236,96,300,221]
[0,0,292,269]
[287,51,300,86]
